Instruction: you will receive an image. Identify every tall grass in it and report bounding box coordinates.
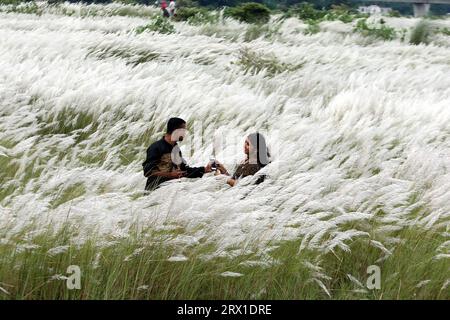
[135,16,176,35]
[0,222,448,299]
[0,1,160,18]
[235,47,304,77]
[410,20,431,45]
[354,18,397,41]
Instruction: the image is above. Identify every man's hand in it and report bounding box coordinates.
[205,161,228,174]
[167,170,186,179]
[204,162,213,173]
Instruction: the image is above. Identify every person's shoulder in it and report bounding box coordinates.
[147,137,165,151]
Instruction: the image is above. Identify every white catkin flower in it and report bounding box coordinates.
[16,244,41,253]
[416,280,431,288]
[167,255,188,262]
[440,279,450,292]
[238,260,272,268]
[311,278,331,298]
[369,240,392,256]
[352,289,368,294]
[347,274,364,288]
[92,252,101,269]
[47,245,69,256]
[433,254,450,260]
[250,288,267,299]
[0,287,10,296]
[137,285,149,291]
[220,272,244,278]
[124,247,145,261]
[50,274,68,281]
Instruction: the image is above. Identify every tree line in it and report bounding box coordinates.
[1,0,449,15]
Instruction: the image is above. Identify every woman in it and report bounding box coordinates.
[216,132,270,187]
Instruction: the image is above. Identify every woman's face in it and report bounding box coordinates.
[244,138,251,155]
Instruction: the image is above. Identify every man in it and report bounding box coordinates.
[143,117,212,191]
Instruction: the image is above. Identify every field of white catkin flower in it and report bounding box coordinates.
[0,2,449,299]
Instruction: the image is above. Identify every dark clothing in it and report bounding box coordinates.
[232,160,265,184]
[143,137,205,190]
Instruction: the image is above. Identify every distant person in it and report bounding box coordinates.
[160,0,169,18]
[168,0,176,18]
[143,117,213,191]
[215,132,270,187]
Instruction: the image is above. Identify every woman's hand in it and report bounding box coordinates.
[216,162,229,175]
[226,178,236,187]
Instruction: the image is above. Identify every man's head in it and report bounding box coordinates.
[166,117,187,143]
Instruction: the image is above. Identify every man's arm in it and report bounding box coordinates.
[175,148,212,178]
[151,170,185,179]
[180,159,212,178]
[184,165,206,178]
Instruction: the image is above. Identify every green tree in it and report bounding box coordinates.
[224,2,271,23]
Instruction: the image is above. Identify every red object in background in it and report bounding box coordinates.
[161,0,167,9]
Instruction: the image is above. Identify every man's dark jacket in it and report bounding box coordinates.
[143,137,205,190]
